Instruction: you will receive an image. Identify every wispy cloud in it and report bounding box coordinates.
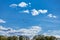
[47,14,57,18]
[43,30,60,38]
[9,4,17,8]
[0,19,6,23]
[23,10,29,13]
[0,26,42,37]
[0,26,12,31]
[19,26,42,36]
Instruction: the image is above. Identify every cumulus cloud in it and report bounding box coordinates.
[0,19,6,23]
[43,30,60,38]
[18,2,28,7]
[38,10,48,14]
[31,9,39,16]
[31,9,48,16]
[10,2,29,8]
[9,2,48,16]
[0,26,42,37]
[47,14,57,18]
[19,9,48,16]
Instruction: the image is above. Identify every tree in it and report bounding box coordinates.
[32,35,46,40]
[19,36,30,40]
[45,36,57,40]
[45,36,50,40]
[7,36,12,40]
[0,35,7,40]
[49,36,57,40]
[11,36,18,40]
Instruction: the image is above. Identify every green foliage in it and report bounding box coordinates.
[0,35,7,40]
[19,36,24,40]
[7,36,18,40]
[0,35,57,40]
[19,36,30,40]
[12,36,18,40]
[7,36,12,40]
[32,35,57,40]
[32,35,45,40]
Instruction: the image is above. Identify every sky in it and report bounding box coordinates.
[0,0,60,38]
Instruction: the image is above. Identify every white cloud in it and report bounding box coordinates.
[47,14,52,18]
[0,26,12,31]
[43,30,60,38]
[0,26,13,35]
[47,14,57,18]
[18,26,41,36]
[18,2,28,7]
[9,4,17,8]
[0,19,6,23]
[10,2,29,8]
[21,26,41,36]
[19,9,47,16]
[31,9,39,16]
[31,9,48,16]
[0,26,42,37]
[23,10,29,13]
[0,26,7,30]
[38,10,48,14]
[9,2,48,16]
[53,15,57,18]
[9,3,48,16]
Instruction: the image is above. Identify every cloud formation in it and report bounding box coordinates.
[18,2,28,7]
[38,10,48,14]
[10,2,48,16]
[9,4,17,8]
[20,26,41,36]
[0,26,41,37]
[23,10,29,13]
[31,9,39,16]
[43,30,60,38]
[0,26,12,31]
[47,14,57,18]
[9,2,57,18]
[1,25,60,38]
[10,2,29,8]
[0,19,6,23]
[31,9,48,16]
[22,9,48,16]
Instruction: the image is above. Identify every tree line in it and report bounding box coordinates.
[0,35,57,40]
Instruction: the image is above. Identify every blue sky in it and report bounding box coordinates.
[0,0,60,38]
